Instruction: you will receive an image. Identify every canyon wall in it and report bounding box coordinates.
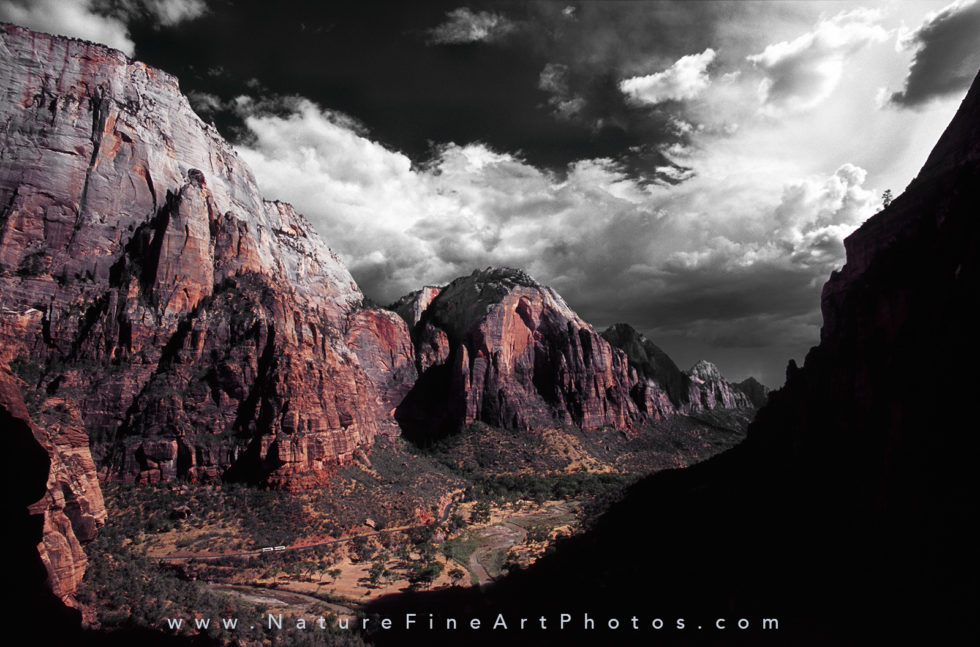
[0,24,409,491]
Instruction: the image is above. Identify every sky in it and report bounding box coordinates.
[2,0,979,387]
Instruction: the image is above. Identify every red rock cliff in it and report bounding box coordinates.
[0,24,410,488]
[395,267,647,437]
[0,366,105,607]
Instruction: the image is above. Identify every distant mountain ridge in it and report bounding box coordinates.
[388,268,761,442]
[601,323,757,414]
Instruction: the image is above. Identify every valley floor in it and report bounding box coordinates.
[78,409,755,644]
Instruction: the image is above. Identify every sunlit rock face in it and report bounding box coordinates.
[394,267,648,438]
[0,24,414,489]
[685,360,752,410]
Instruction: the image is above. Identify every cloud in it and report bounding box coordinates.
[0,0,134,54]
[111,0,208,26]
[187,90,223,117]
[426,7,515,45]
[538,62,585,118]
[889,0,980,107]
[747,9,888,115]
[0,0,207,55]
[619,49,717,105]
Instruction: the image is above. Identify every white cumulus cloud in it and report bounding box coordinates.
[620,48,717,105]
[747,9,888,115]
[0,0,134,54]
[0,0,208,55]
[232,94,883,389]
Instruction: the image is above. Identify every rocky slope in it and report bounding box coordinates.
[2,365,88,640]
[0,24,412,489]
[366,70,980,646]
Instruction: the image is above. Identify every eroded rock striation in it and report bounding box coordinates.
[0,24,409,489]
[395,268,647,438]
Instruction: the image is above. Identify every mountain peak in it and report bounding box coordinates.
[687,359,722,382]
[467,266,539,289]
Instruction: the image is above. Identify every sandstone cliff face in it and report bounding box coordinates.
[344,307,417,424]
[395,268,645,438]
[0,367,104,607]
[600,323,685,419]
[0,25,408,488]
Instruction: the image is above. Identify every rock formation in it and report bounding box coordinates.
[0,367,104,608]
[685,359,752,410]
[2,366,86,640]
[391,285,443,328]
[601,323,756,414]
[0,24,758,493]
[0,24,410,488]
[734,376,769,408]
[395,268,645,439]
[600,322,687,418]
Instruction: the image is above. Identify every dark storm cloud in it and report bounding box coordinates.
[890,0,980,107]
[107,0,736,181]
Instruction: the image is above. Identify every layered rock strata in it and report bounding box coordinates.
[0,24,410,488]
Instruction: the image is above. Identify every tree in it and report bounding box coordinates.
[446,513,466,533]
[882,189,893,208]
[409,561,444,588]
[471,500,491,524]
[448,567,467,586]
[368,559,387,586]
